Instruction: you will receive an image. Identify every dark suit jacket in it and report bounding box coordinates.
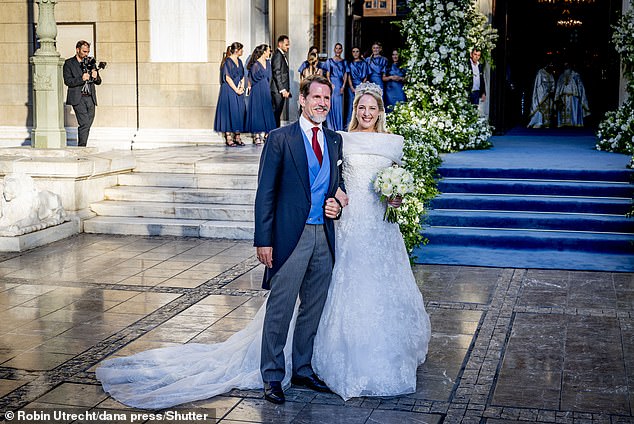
[270,48,290,95]
[254,121,345,289]
[63,56,102,106]
[469,59,486,96]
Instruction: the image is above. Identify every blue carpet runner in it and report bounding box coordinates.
[413,130,634,272]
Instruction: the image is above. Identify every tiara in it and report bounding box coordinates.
[355,82,383,97]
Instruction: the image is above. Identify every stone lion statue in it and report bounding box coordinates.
[0,173,69,236]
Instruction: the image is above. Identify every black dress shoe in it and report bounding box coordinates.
[264,381,285,404]
[291,373,331,393]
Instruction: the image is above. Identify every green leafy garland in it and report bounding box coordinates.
[387,0,497,252]
[596,7,634,165]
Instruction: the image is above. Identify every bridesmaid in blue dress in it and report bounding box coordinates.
[365,42,388,91]
[383,49,407,111]
[345,46,369,126]
[246,44,276,145]
[298,46,326,81]
[325,43,347,131]
[214,42,246,146]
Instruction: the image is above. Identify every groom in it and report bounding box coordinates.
[254,74,346,404]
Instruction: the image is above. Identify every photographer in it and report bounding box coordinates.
[63,40,103,147]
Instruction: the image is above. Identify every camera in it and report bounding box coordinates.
[81,57,107,75]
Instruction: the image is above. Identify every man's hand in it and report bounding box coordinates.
[324,197,341,219]
[256,247,273,268]
[91,70,98,79]
[82,72,90,81]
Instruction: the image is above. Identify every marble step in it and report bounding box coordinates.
[104,186,256,205]
[83,216,254,240]
[91,200,253,221]
[118,172,258,190]
[133,159,260,175]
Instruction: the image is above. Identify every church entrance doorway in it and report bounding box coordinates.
[490,0,622,134]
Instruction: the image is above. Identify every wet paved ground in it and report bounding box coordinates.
[0,234,631,423]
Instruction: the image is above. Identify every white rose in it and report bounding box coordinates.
[381,182,394,197]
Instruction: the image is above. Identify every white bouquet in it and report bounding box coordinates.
[373,164,415,223]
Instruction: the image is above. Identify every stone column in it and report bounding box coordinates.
[29,0,67,148]
[288,0,312,122]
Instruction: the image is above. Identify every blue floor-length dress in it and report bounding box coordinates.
[326,58,347,131]
[365,55,387,90]
[384,62,406,111]
[214,58,246,133]
[246,61,276,134]
[346,60,369,125]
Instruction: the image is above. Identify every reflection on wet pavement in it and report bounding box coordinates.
[0,234,631,423]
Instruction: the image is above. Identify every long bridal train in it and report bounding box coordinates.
[97,299,295,409]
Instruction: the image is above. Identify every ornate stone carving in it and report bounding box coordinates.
[0,173,69,236]
[33,73,53,91]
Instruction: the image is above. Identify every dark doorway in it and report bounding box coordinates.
[491,0,622,134]
[346,0,408,60]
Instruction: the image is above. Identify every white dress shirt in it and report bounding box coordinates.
[299,115,324,152]
[470,59,480,91]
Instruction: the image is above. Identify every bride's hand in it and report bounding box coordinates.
[335,188,348,208]
[387,195,403,208]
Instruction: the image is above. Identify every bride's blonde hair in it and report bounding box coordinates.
[347,82,389,133]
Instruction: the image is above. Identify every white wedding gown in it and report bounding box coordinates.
[313,131,430,400]
[96,131,431,409]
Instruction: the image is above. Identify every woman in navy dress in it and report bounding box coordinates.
[214,42,246,146]
[345,46,369,126]
[246,44,276,145]
[365,42,388,91]
[298,45,326,81]
[383,49,407,111]
[325,43,347,131]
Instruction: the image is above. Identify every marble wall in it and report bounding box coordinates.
[0,1,33,133]
[0,0,228,148]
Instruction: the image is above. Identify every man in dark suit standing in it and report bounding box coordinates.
[469,48,486,105]
[270,35,291,127]
[254,74,347,404]
[63,40,102,146]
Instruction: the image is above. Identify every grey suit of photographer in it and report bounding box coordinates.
[63,40,103,147]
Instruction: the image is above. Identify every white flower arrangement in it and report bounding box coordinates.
[596,8,634,162]
[373,165,416,223]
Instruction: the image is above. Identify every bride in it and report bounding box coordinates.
[96,82,431,409]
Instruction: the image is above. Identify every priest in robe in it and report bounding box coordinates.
[527,65,555,128]
[555,64,590,127]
